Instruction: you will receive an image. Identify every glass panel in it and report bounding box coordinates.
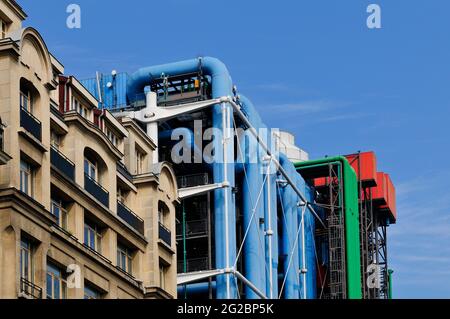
[90,231,95,249]
[84,226,88,246]
[84,159,89,175]
[128,256,132,274]
[53,279,60,299]
[46,274,52,299]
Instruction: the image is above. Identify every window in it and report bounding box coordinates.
[1,19,6,39]
[20,160,34,196]
[158,209,165,226]
[106,127,118,147]
[84,283,103,299]
[159,264,167,290]
[72,97,89,119]
[46,262,67,299]
[50,130,61,149]
[20,90,33,113]
[158,202,168,227]
[84,220,102,253]
[135,148,145,175]
[51,199,68,229]
[84,158,97,181]
[117,243,133,274]
[20,238,33,282]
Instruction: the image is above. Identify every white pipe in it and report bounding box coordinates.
[234,271,267,299]
[301,206,307,299]
[265,158,274,298]
[96,72,103,104]
[222,102,231,298]
[145,92,159,164]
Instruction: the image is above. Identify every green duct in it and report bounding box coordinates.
[294,157,362,299]
[388,269,394,299]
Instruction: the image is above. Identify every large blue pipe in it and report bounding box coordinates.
[127,57,237,298]
[298,183,317,299]
[239,95,278,298]
[237,103,266,299]
[279,153,299,299]
[304,185,317,298]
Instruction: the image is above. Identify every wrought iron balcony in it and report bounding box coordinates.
[117,201,144,235]
[50,146,75,181]
[20,108,42,141]
[159,222,172,246]
[84,174,109,208]
[20,277,42,299]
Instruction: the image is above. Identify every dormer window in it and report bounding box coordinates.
[105,126,119,147]
[72,97,89,119]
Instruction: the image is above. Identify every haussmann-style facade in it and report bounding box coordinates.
[0,0,179,299]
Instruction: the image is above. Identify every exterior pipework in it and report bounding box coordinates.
[237,130,266,299]
[239,95,278,298]
[279,153,300,299]
[302,184,317,299]
[127,57,237,298]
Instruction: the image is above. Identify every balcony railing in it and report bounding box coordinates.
[117,201,144,235]
[176,219,209,240]
[82,243,112,265]
[20,277,42,299]
[51,146,75,181]
[159,222,171,246]
[20,108,42,141]
[84,174,109,208]
[177,257,209,273]
[117,161,133,182]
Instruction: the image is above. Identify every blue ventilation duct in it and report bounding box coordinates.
[126,57,237,298]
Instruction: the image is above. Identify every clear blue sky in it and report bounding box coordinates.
[20,0,450,298]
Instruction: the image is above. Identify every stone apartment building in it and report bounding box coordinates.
[0,0,178,299]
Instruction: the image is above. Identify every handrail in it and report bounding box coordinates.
[117,200,144,223]
[20,277,42,299]
[115,265,136,280]
[82,243,112,265]
[159,221,171,233]
[84,173,109,194]
[21,107,42,125]
[53,223,78,241]
[51,145,75,166]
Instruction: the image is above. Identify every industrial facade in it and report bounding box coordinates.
[0,0,178,299]
[0,0,397,300]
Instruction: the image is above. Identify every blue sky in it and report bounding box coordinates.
[20,0,450,298]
